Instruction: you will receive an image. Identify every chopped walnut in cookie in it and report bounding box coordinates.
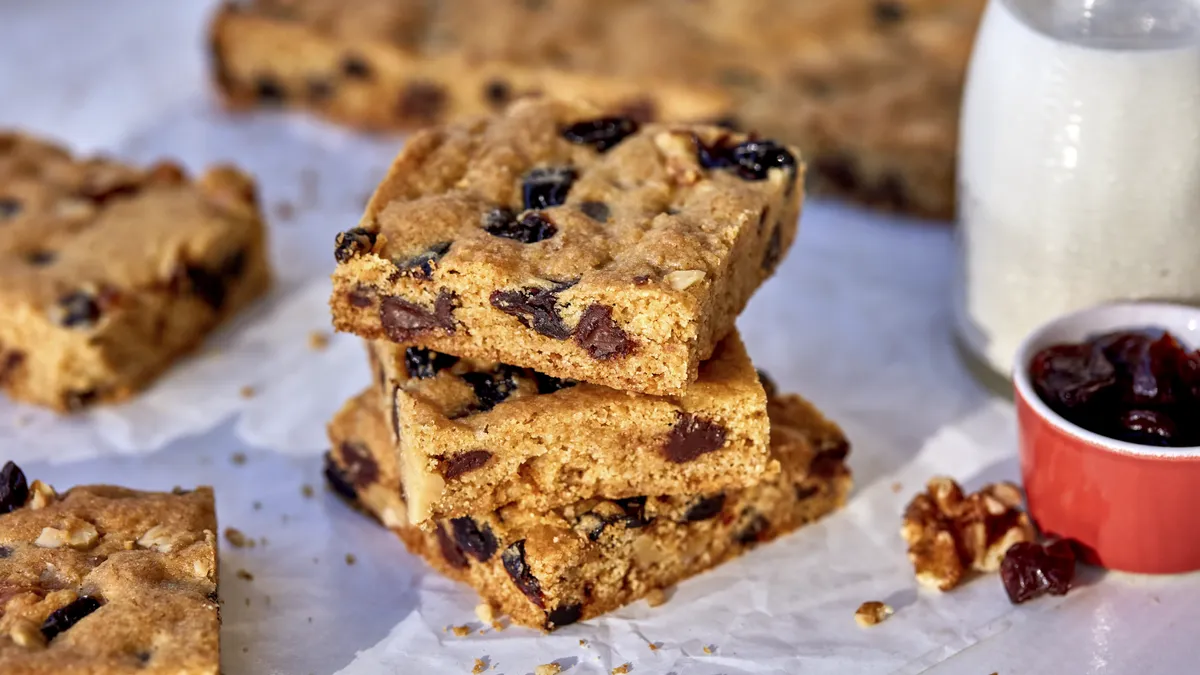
[902,477,1035,591]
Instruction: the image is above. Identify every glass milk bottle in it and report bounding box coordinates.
[955,0,1200,381]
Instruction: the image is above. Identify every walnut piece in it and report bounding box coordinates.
[26,480,56,510]
[474,603,496,626]
[854,601,894,627]
[901,477,1036,591]
[10,617,46,648]
[665,269,706,291]
[138,524,177,553]
[35,522,99,550]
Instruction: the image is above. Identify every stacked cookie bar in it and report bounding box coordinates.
[324,98,852,630]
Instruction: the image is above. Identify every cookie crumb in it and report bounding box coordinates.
[579,639,587,647]
[474,603,495,625]
[301,484,315,498]
[224,527,251,548]
[471,658,487,674]
[345,553,357,565]
[239,385,256,399]
[308,330,330,351]
[236,568,254,581]
[535,664,561,675]
[702,645,714,655]
[611,664,631,675]
[231,452,247,465]
[645,588,668,607]
[891,482,903,493]
[451,625,471,637]
[854,601,894,627]
[648,641,661,651]
[273,200,295,222]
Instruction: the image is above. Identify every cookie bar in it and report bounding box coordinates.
[0,133,271,411]
[0,462,219,673]
[209,0,985,219]
[367,331,773,524]
[326,380,850,631]
[208,1,733,131]
[331,98,801,396]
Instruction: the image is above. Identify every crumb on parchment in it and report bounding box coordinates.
[854,601,894,627]
[611,664,631,674]
[535,664,561,675]
[471,658,487,674]
[224,528,252,548]
[451,625,471,637]
[239,385,256,398]
[231,452,247,465]
[308,330,330,350]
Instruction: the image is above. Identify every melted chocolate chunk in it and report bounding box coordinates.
[546,603,583,630]
[378,292,456,343]
[341,54,372,79]
[574,304,636,360]
[334,227,377,263]
[490,283,573,339]
[522,167,577,210]
[561,117,639,153]
[484,208,558,243]
[322,452,358,502]
[579,201,610,222]
[393,241,453,279]
[450,517,499,562]
[404,346,459,380]
[398,81,447,123]
[0,461,29,514]
[501,540,544,607]
[41,596,103,642]
[441,450,493,480]
[682,493,726,522]
[663,414,728,463]
[461,366,520,412]
[57,291,101,328]
[339,441,380,488]
[436,523,469,570]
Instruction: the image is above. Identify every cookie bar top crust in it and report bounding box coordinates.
[0,463,219,674]
[326,377,851,631]
[331,98,802,395]
[0,132,271,411]
[369,331,773,523]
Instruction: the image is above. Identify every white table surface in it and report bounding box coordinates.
[1,2,1197,673]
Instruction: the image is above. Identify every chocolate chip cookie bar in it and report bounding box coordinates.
[326,379,851,631]
[0,133,271,411]
[209,0,985,219]
[0,462,219,672]
[208,1,733,130]
[367,331,773,524]
[331,98,801,396]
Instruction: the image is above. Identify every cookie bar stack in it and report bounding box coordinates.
[323,98,852,630]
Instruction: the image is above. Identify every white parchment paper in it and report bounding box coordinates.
[1,2,1198,674]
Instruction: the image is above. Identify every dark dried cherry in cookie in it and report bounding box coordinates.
[57,291,101,328]
[490,284,572,340]
[461,366,521,412]
[1000,540,1075,604]
[614,496,651,529]
[41,596,103,642]
[0,461,29,514]
[339,441,379,489]
[393,241,452,280]
[436,523,469,570]
[579,201,610,222]
[403,346,458,380]
[449,517,499,562]
[0,197,21,219]
[561,117,639,153]
[697,137,797,181]
[522,167,577,210]
[663,414,728,463]
[545,603,582,630]
[378,293,456,343]
[533,371,576,394]
[323,452,358,502]
[441,450,493,480]
[574,304,635,360]
[334,227,378,263]
[501,540,544,607]
[484,209,558,243]
[735,511,770,545]
[682,493,726,522]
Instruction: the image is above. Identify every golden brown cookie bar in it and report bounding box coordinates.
[0,132,271,411]
[208,0,984,219]
[208,1,733,130]
[0,462,219,673]
[331,98,801,396]
[325,380,851,631]
[366,331,773,524]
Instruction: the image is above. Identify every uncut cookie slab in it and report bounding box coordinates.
[0,132,271,411]
[367,331,772,524]
[331,98,801,395]
[0,462,219,673]
[325,380,851,631]
[209,0,984,219]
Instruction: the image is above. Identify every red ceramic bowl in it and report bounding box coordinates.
[1013,302,1200,574]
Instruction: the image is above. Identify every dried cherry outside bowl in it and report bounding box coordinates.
[1013,302,1200,574]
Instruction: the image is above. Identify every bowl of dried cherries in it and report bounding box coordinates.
[1013,301,1200,574]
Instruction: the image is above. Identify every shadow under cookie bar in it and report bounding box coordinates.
[330,98,802,396]
[0,462,219,671]
[367,330,774,524]
[207,2,733,132]
[0,133,271,412]
[325,382,851,631]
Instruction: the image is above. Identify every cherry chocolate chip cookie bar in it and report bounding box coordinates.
[367,331,773,524]
[0,132,271,412]
[0,462,220,673]
[325,380,851,631]
[331,98,802,396]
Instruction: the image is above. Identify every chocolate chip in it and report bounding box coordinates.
[0,351,26,386]
[306,78,334,102]
[501,540,544,607]
[735,512,769,545]
[490,284,572,340]
[441,450,492,480]
[874,1,906,24]
[579,201,610,222]
[41,596,102,642]
[682,493,726,522]
[696,137,797,181]
[484,208,558,243]
[334,227,377,263]
[522,166,577,210]
[436,523,469,570]
[392,241,453,280]
[618,96,658,124]
[341,54,372,79]
[398,81,447,123]
[0,197,22,219]
[663,414,728,463]
[0,546,11,558]
[462,367,520,411]
[404,346,459,380]
[533,371,576,394]
[322,452,358,502]
[561,117,639,153]
[56,291,101,329]
[450,517,498,562]
[347,287,374,308]
[484,79,511,108]
[0,461,29,514]
[254,76,286,105]
[25,250,56,266]
[762,225,783,272]
[378,292,456,342]
[340,441,379,488]
[65,389,98,411]
[756,369,777,398]
[794,484,820,501]
[546,603,582,630]
[574,304,635,360]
